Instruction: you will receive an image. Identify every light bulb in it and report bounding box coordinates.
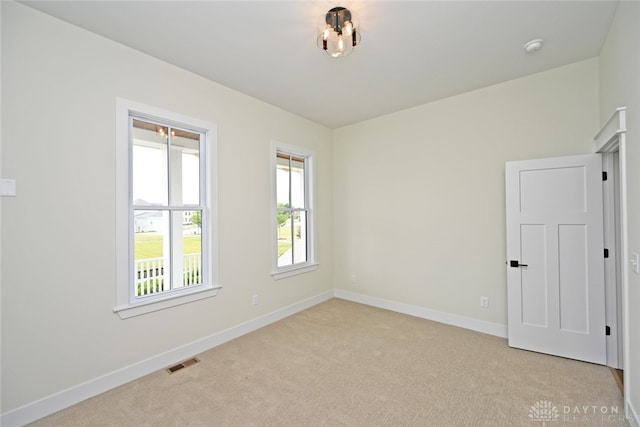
[322,25,331,41]
[343,21,352,36]
[338,35,344,51]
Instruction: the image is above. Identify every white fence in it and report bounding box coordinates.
[135,254,201,296]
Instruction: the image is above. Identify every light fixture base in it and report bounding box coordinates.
[326,6,352,34]
[524,39,544,53]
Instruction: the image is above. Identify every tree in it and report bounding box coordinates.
[190,211,202,228]
[277,203,290,227]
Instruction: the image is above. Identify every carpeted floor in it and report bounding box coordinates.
[30,298,628,426]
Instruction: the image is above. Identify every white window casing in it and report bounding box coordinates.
[271,140,318,279]
[114,98,220,318]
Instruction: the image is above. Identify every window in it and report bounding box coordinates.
[271,141,317,279]
[115,99,219,318]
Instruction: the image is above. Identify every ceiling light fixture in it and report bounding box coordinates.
[317,6,361,58]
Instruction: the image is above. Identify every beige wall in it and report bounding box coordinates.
[1,2,333,412]
[332,59,599,326]
[599,0,640,420]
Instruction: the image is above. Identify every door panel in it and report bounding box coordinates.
[520,166,586,212]
[520,224,547,327]
[558,224,588,333]
[506,154,606,364]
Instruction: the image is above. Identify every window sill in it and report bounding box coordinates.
[271,263,318,280]
[114,285,222,319]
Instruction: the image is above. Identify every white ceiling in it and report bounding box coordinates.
[22,0,618,128]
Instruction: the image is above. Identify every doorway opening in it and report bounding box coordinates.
[602,150,623,370]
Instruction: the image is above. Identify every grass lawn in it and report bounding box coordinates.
[135,233,202,259]
[137,232,292,260]
[278,240,291,257]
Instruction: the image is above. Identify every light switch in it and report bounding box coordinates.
[0,179,16,197]
[631,252,640,275]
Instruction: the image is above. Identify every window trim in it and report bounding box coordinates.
[271,140,318,280]
[115,98,220,318]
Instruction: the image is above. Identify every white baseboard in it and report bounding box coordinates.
[0,290,334,427]
[628,399,639,427]
[334,289,508,338]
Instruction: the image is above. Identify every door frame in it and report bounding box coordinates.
[594,107,628,384]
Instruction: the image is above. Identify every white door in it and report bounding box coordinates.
[506,154,606,364]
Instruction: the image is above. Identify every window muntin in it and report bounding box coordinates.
[272,143,316,278]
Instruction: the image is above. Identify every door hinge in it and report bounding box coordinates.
[603,171,608,181]
[606,325,611,336]
[604,248,609,258]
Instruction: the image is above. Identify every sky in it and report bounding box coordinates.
[132,145,200,206]
[133,143,303,209]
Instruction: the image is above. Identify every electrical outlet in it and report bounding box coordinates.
[480,296,489,308]
[351,274,357,284]
[0,179,16,197]
[252,294,259,305]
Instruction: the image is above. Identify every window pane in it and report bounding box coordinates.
[170,130,201,206]
[292,210,308,264]
[176,210,203,288]
[290,157,305,209]
[276,156,290,207]
[277,210,292,267]
[132,120,168,206]
[134,210,170,297]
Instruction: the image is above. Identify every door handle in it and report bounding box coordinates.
[509,260,528,268]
